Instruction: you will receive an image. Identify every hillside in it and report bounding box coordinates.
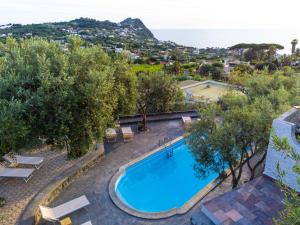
[0,18,230,62]
[0,17,155,39]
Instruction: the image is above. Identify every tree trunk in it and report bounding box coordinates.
[230,154,245,189]
[229,164,238,189]
[142,113,147,131]
[236,163,243,186]
[246,148,267,180]
[137,102,147,132]
[249,151,267,180]
[246,153,253,177]
[64,136,71,158]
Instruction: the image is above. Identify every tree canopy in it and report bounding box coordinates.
[187,73,299,188]
[0,37,137,157]
[136,72,184,130]
[187,95,274,188]
[0,37,186,157]
[230,43,284,51]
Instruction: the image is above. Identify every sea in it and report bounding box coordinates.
[151,29,300,54]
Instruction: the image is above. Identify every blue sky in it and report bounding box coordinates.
[1,0,300,28]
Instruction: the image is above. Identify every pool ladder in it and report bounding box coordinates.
[166,148,174,158]
[158,137,174,158]
[158,137,172,147]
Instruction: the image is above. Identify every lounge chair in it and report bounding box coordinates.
[39,195,90,223]
[0,162,34,183]
[3,152,44,169]
[182,116,192,128]
[106,128,117,142]
[121,127,134,142]
[81,221,92,225]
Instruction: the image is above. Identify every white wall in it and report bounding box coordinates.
[264,108,300,192]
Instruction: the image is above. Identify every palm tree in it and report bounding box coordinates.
[291,39,298,54]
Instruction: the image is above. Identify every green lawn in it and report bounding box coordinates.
[131,64,163,73]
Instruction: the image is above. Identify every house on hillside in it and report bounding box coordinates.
[115,47,123,53]
[199,107,300,225]
[223,59,252,74]
[129,52,140,61]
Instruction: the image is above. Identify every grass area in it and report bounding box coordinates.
[131,64,163,74]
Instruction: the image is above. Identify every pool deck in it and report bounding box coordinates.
[0,145,86,225]
[202,175,283,225]
[47,120,261,225]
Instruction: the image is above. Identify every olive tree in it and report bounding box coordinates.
[187,104,246,188]
[137,72,183,131]
[0,100,29,156]
[188,93,275,188]
[0,36,127,158]
[113,53,138,116]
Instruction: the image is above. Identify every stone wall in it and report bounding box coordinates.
[264,108,300,192]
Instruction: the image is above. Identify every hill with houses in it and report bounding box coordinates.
[0,18,230,63]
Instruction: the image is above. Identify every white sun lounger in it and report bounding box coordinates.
[182,116,192,128]
[81,221,92,225]
[121,127,134,142]
[3,152,44,169]
[106,128,117,142]
[39,195,90,222]
[0,162,34,183]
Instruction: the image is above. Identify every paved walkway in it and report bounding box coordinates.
[0,146,81,225]
[48,120,263,225]
[202,176,283,225]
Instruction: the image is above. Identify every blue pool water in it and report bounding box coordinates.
[115,139,220,213]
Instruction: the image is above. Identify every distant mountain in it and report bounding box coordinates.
[120,18,155,39]
[0,17,156,42]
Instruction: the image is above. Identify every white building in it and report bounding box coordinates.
[264,107,300,192]
[115,48,123,53]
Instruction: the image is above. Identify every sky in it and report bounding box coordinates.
[1,0,300,29]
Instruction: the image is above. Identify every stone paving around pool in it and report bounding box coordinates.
[47,120,262,225]
[0,145,83,225]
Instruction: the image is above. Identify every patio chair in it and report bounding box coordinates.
[0,162,34,183]
[39,195,90,223]
[182,116,192,128]
[121,127,134,142]
[3,152,44,169]
[105,128,117,142]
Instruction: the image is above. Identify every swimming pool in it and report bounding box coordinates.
[112,138,223,217]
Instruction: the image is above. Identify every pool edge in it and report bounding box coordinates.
[108,135,226,219]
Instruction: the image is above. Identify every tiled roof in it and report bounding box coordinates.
[201,176,284,225]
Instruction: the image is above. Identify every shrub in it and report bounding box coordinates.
[0,197,6,208]
[175,75,191,81]
[198,64,212,76]
[211,66,223,80]
[233,64,254,74]
[255,63,265,70]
